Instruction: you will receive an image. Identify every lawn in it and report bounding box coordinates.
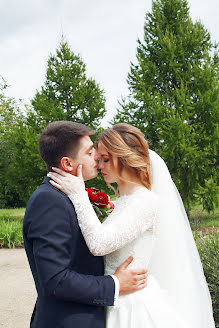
[190,204,219,233]
[0,208,25,248]
[0,208,25,218]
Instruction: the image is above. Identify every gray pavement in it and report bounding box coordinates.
[0,249,36,328]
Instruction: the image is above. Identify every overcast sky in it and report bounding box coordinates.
[1,0,218,126]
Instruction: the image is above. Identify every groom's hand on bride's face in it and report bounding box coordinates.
[114,256,148,295]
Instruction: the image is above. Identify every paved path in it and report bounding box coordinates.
[0,249,36,328]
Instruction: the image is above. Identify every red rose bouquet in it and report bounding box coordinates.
[85,188,115,222]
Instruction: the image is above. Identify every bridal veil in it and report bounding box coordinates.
[148,150,215,328]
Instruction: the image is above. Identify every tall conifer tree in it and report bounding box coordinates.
[113,0,219,214]
[32,39,106,130]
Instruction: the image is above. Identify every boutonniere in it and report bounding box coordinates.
[85,188,114,222]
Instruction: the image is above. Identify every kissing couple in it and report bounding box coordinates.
[23,121,215,328]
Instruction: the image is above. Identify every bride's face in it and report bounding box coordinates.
[97,142,119,183]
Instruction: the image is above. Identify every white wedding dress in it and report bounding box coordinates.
[69,187,190,328]
[68,150,215,328]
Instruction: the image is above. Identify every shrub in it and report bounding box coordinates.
[194,232,219,326]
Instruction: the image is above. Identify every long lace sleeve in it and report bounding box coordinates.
[69,189,158,256]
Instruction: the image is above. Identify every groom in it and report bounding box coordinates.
[23,121,148,328]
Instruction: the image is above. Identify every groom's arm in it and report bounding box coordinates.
[24,189,115,306]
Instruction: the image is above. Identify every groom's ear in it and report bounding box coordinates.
[60,157,74,173]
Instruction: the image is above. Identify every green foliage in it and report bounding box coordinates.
[6,114,46,203]
[0,79,26,207]
[0,217,23,248]
[198,179,219,213]
[31,39,106,130]
[113,0,219,215]
[0,88,44,205]
[194,232,219,325]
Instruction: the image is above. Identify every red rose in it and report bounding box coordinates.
[90,193,98,202]
[86,188,94,198]
[94,192,109,208]
[86,188,99,198]
[85,187,114,221]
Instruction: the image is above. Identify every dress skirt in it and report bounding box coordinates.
[106,274,191,328]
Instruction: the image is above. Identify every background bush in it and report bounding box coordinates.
[194,232,219,325]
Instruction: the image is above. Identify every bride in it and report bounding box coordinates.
[49,123,215,328]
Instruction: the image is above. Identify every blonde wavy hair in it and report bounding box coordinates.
[96,123,151,190]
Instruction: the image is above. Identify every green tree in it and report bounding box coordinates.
[0,79,26,207]
[31,39,106,130]
[113,0,219,215]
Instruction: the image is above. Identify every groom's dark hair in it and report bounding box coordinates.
[39,121,95,171]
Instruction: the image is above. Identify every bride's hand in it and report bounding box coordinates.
[48,165,85,196]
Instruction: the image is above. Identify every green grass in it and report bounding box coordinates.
[0,207,25,217]
[0,219,23,248]
[190,204,219,233]
[0,208,25,247]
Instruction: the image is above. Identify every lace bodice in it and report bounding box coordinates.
[69,187,158,274]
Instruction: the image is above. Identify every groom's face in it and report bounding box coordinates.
[70,136,99,181]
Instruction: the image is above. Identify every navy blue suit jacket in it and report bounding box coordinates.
[23,177,115,328]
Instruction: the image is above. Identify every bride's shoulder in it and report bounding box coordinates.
[114,188,158,218]
[123,187,159,209]
[127,188,159,216]
[138,187,159,204]
[116,186,158,208]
